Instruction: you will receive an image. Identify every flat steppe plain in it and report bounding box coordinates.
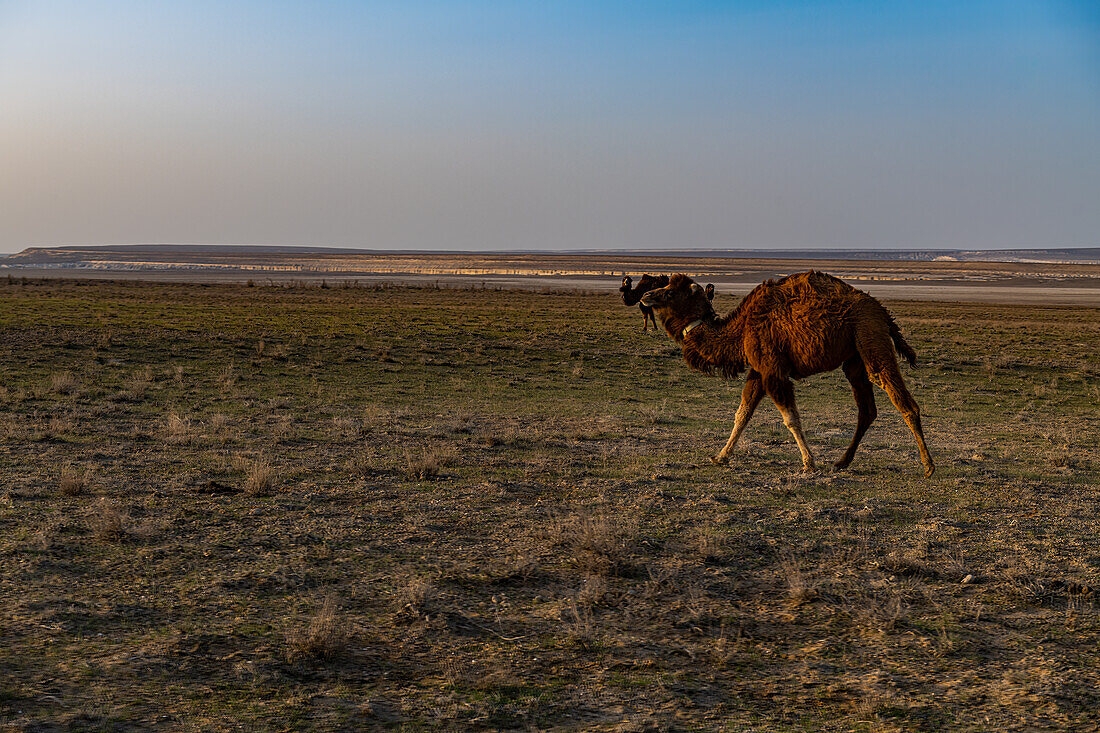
[1,278,1098,731]
[6,250,1100,305]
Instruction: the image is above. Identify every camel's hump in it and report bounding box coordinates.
[770,270,859,295]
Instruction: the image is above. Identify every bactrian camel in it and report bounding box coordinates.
[639,271,934,476]
[620,274,714,332]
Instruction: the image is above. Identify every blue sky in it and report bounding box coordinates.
[1,0,1097,251]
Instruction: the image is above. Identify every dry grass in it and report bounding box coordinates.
[394,574,437,615]
[58,465,89,496]
[121,365,154,401]
[402,445,453,480]
[217,362,236,392]
[48,371,80,395]
[165,411,196,445]
[236,453,277,496]
[208,412,233,437]
[561,598,597,650]
[548,510,635,575]
[780,555,819,605]
[285,595,351,662]
[2,279,1099,731]
[346,446,374,476]
[85,498,127,541]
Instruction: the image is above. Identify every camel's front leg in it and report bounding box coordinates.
[711,371,763,464]
[764,375,815,472]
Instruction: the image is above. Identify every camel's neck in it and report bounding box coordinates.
[676,314,747,378]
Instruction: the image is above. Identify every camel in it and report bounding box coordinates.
[639,271,934,476]
[620,275,669,331]
[621,275,714,332]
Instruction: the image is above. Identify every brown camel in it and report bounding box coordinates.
[639,271,934,476]
[620,274,669,331]
[620,275,714,332]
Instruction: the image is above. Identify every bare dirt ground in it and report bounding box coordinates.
[1,278,1098,731]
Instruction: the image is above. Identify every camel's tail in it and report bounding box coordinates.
[889,318,918,367]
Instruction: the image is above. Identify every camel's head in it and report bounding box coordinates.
[705,283,715,301]
[639,274,716,339]
[620,273,670,306]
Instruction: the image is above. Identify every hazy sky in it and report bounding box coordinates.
[1,1,1098,253]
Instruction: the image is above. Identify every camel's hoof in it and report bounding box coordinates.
[833,459,851,470]
[924,465,936,478]
[709,455,729,466]
[801,463,817,474]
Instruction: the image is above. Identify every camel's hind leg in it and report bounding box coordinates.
[763,375,815,472]
[711,370,764,465]
[835,358,877,469]
[865,359,934,477]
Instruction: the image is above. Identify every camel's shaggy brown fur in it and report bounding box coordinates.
[640,271,934,476]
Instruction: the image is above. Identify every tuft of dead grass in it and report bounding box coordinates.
[165,411,196,445]
[403,445,454,480]
[208,412,234,438]
[49,371,80,395]
[780,555,819,606]
[235,453,277,496]
[217,362,236,393]
[285,595,351,662]
[561,598,596,650]
[547,510,635,576]
[86,498,127,541]
[395,574,437,615]
[122,365,154,400]
[638,399,676,426]
[59,465,90,496]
